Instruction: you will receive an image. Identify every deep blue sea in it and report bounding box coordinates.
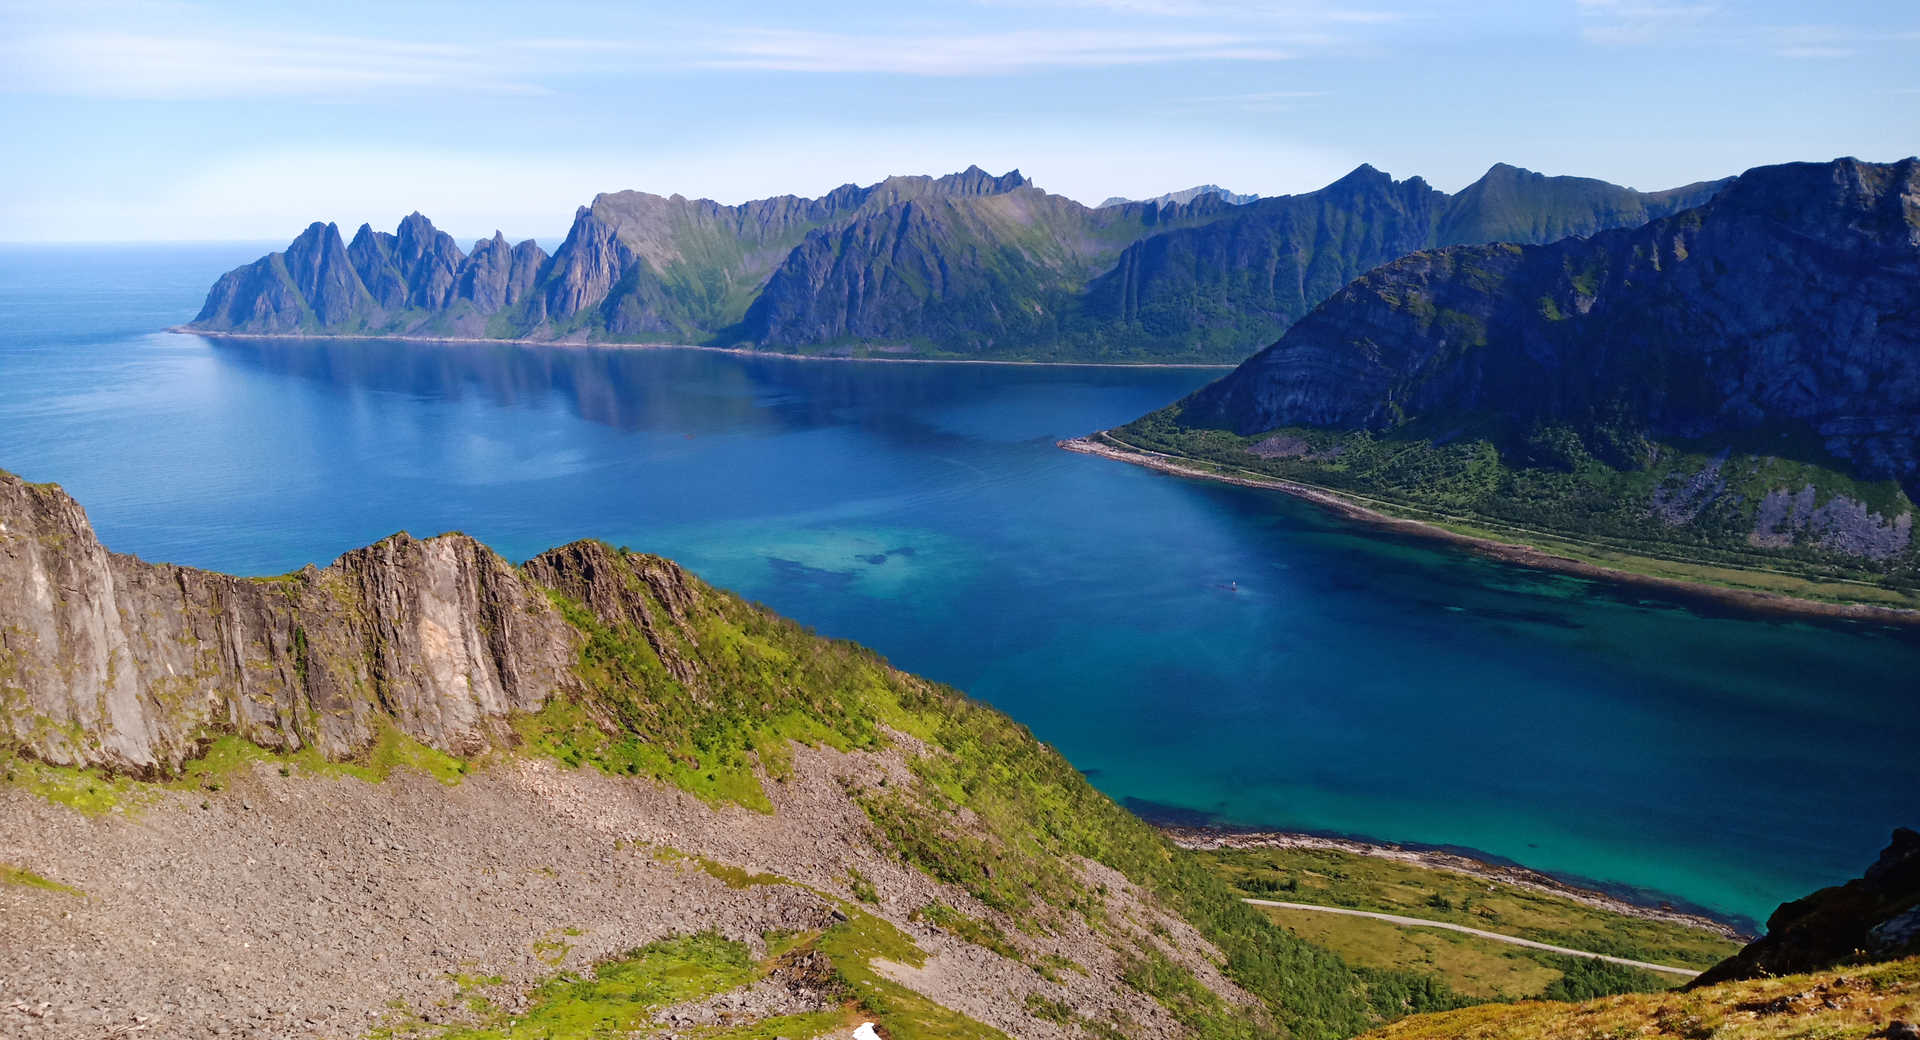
[3,243,1916,929]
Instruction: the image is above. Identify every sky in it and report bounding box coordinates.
[0,0,1914,243]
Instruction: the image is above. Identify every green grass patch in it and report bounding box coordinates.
[0,862,83,896]
[694,855,789,890]
[0,751,144,814]
[817,908,1008,1040]
[692,1009,849,1040]
[512,557,915,813]
[909,901,1023,961]
[424,932,759,1040]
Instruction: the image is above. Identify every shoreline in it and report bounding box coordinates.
[1061,433,1920,627]
[1162,825,1753,941]
[167,328,1240,370]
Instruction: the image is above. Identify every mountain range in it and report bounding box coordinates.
[187,163,1727,363]
[1097,184,1262,208]
[1107,157,1920,595]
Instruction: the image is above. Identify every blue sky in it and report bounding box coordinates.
[1,0,1914,242]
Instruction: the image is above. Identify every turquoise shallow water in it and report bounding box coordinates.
[2,244,1916,930]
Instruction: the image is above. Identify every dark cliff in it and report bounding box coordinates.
[1111,158,1919,584]
[1693,829,1920,986]
[1178,158,1920,488]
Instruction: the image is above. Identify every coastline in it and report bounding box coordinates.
[1161,825,1753,941]
[168,327,1240,370]
[1062,432,1920,627]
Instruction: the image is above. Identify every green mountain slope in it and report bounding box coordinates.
[1103,157,1920,603]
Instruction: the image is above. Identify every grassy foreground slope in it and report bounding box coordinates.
[1360,957,1920,1040]
[524,547,1470,1038]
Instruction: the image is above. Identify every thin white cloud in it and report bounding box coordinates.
[690,28,1302,75]
[1575,1,1718,46]
[2,30,552,98]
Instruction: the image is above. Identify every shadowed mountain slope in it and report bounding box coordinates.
[1108,157,1920,595]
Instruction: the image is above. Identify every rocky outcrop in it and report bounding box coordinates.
[193,214,544,336]
[188,162,1727,361]
[456,231,544,314]
[1694,828,1920,986]
[1178,158,1920,489]
[0,469,711,774]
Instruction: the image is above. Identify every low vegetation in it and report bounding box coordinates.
[1108,411,1920,606]
[1193,846,1741,970]
[1361,956,1920,1040]
[0,861,83,896]
[1251,906,1575,1000]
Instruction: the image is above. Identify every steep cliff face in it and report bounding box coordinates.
[188,161,1723,361]
[0,470,675,773]
[194,213,547,337]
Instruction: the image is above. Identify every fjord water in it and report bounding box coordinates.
[4,245,1917,929]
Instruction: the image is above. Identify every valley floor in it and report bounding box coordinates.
[1062,433,1920,624]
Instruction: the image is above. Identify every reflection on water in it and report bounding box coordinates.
[209,336,1199,442]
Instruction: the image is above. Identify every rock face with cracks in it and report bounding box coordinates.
[0,469,585,773]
